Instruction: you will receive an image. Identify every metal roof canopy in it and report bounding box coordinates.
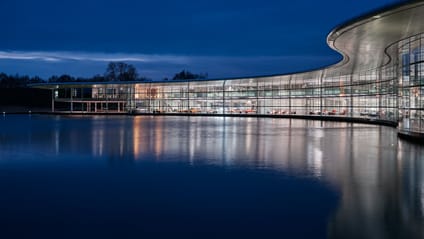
[326,0,424,75]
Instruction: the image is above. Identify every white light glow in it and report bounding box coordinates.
[0,50,191,64]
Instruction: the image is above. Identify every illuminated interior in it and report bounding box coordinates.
[32,1,424,140]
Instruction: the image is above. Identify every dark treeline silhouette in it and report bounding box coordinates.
[0,73,44,88]
[0,64,208,112]
[47,62,149,83]
[0,61,148,111]
[0,73,50,110]
[0,62,150,88]
[172,70,208,80]
[0,63,208,89]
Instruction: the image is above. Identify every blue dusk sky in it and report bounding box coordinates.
[0,0,400,80]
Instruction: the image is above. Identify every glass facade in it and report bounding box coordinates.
[46,34,422,138]
[50,65,400,120]
[35,2,424,140]
[50,70,397,119]
[398,33,424,136]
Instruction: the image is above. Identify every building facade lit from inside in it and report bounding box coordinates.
[32,1,424,140]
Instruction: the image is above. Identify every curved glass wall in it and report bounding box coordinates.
[48,41,408,135]
[37,2,424,141]
[51,66,399,121]
[398,33,424,136]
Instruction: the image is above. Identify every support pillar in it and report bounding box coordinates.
[319,70,325,115]
[289,75,292,114]
[51,89,55,112]
[70,88,74,112]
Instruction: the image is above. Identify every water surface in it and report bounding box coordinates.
[0,115,423,238]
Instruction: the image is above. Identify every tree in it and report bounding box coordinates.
[172,70,207,80]
[0,74,31,88]
[48,75,59,83]
[105,62,138,81]
[91,74,106,82]
[29,76,44,84]
[105,62,117,81]
[57,74,75,82]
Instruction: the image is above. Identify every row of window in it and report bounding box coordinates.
[51,34,424,136]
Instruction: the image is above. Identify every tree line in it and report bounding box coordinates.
[0,62,208,88]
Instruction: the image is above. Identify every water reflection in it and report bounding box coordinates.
[0,115,423,238]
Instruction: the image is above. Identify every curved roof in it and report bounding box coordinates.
[326,0,424,75]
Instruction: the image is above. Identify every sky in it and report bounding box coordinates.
[0,0,401,80]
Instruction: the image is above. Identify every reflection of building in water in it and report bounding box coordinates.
[153,118,164,160]
[306,131,323,178]
[132,116,142,158]
[91,120,105,157]
[326,134,424,239]
[150,117,424,239]
[1,115,423,238]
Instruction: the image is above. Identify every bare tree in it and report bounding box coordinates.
[105,62,138,81]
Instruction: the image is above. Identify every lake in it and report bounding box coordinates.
[0,115,423,239]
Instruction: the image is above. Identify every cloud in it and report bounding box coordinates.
[0,50,337,64]
[0,50,340,80]
[0,51,62,62]
[0,51,192,64]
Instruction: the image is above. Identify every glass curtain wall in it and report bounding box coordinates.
[54,84,131,112]
[50,33,424,137]
[398,33,424,135]
[52,65,400,123]
[52,69,399,119]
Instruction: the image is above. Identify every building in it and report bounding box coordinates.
[32,1,424,141]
